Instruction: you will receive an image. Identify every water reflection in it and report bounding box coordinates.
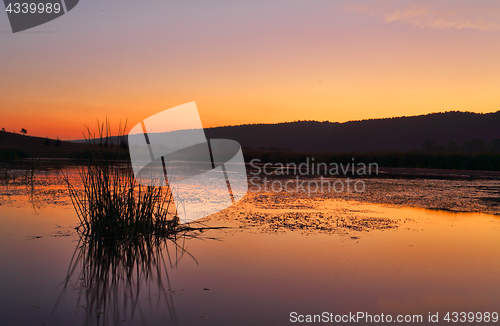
[0,164,69,209]
[55,227,217,326]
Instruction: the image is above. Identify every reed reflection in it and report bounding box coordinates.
[57,226,217,326]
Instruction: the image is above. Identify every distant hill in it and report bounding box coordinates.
[0,131,90,159]
[145,111,500,153]
[6,111,500,161]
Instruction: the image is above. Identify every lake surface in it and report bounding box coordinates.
[1,168,499,325]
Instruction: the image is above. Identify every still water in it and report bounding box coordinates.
[0,170,499,325]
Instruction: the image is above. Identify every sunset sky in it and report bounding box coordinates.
[1,0,499,139]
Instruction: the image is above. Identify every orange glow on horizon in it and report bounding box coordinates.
[1,1,499,140]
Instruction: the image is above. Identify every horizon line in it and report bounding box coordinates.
[2,109,499,141]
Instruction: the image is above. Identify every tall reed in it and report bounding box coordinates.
[64,121,179,241]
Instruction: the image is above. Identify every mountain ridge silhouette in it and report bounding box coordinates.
[203,110,500,152]
[70,110,500,153]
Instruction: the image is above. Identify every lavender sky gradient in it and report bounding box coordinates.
[1,0,499,139]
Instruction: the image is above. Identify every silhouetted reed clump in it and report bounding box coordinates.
[64,121,180,241]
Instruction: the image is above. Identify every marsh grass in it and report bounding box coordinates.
[0,159,41,210]
[64,121,180,241]
[0,167,14,186]
[23,158,39,201]
[56,122,227,325]
[244,149,500,172]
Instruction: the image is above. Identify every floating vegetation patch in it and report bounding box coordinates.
[242,211,398,234]
[208,192,400,236]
